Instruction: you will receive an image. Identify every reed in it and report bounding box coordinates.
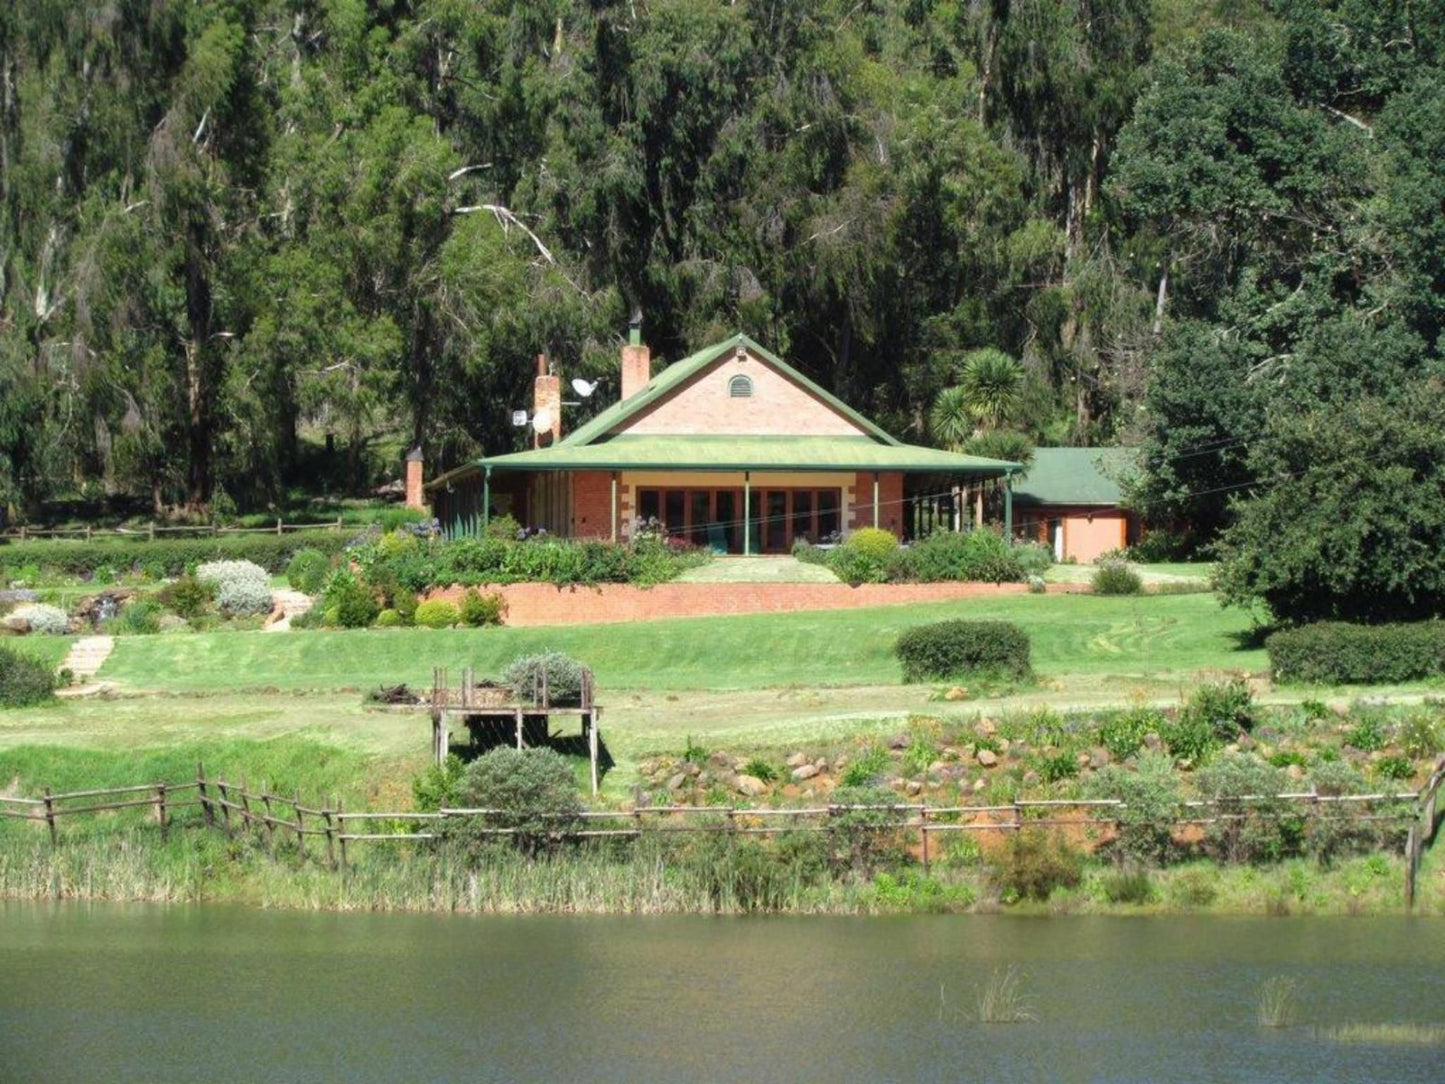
[1256,976,1299,1028]
[1314,1023,1445,1046]
[975,966,1038,1024]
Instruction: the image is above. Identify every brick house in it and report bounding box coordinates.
[1012,447,1141,563]
[427,328,1021,553]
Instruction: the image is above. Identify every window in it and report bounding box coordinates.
[728,374,754,398]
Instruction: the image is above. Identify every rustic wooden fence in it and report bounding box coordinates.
[4,764,1432,900]
[1,519,354,542]
[1404,755,1445,908]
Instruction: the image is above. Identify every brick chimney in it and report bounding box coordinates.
[620,310,650,402]
[533,353,561,447]
[404,447,426,511]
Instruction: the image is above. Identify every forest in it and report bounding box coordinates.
[0,0,1441,557]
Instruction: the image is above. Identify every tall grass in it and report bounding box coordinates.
[975,966,1038,1023]
[1256,976,1299,1028]
[1314,1023,1445,1045]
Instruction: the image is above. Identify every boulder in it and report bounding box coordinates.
[1089,747,1111,770]
[666,773,687,792]
[1022,770,1041,788]
[976,748,998,768]
[158,614,189,633]
[1,614,31,634]
[972,777,989,793]
[1143,732,1163,751]
[785,752,809,768]
[905,780,923,795]
[976,718,998,738]
[736,775,768,797]
[1286,763,1305,782]
[791,764,820,782]
[944,686,968,701]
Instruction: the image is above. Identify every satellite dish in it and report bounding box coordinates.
[531,408,554,434]
[511,410,529,428]
[571,378,598,398]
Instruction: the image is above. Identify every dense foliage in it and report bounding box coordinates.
[0,532,353,577]
[1213,383,1445,623]
[2,1,1420,518]
[894,620,1031,682]
[1266,621,1445,685]
[796,528,1039,585]
[503,652,587,706]
[0,645,56,707]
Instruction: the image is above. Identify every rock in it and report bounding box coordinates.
[1143,732,1163,751]
[976,718,998,737]
[814,758,828,770]
[972,778,989,793]
[997,738,1011,754]
[1,614,31,634]
[1224,743,1240,754]
[1089,747,1111,770]
[888,734,909,750]
[791,764,820,781]
[708,752,732,769]
[905,780,923,795]
[0,589,38,605]
[1237,734,1255,751]
[1076,752,1091,767]
[976,748,998,768]
[666,772,687,792]
[928,760,947,775]
[1022,770,1041,788]
[1286,763,1305,782]
[944,686,968,701]
[735,775,768,797]
[158,614,189,633]
[785,752,809,768]
[686,763,702,777]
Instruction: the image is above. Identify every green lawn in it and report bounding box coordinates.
[99,592,1264,693]
[4,635,74,669]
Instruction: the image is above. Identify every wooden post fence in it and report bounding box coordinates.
[295,789,307,860]
[42,787,57,846]
[155,783,168,842]
[197,763,215,827]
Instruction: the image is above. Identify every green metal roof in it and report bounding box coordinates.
[560,332,900,447]
[1011,447,1138,506]
[469,434,1019,476]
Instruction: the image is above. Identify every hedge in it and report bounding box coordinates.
[894,619,1031,682]
[0,644,57,707]
[1266,621,1445,685]
[0,531,355,578]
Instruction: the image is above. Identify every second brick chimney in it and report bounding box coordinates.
[620,310,650,403]
[533,353,561,447]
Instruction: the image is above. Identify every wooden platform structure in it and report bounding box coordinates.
[428,666,603,795]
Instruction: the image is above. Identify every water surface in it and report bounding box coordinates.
[3,905,1443,1082]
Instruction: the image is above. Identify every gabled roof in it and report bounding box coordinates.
[560,332,900,447]
[1012,447,1138,506]
[428,332,1025,487]
[469,434,1019,475]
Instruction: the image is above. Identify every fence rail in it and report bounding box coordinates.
[3,763,1433,898]
[0,519,356,542]
[1405,755,1445,908]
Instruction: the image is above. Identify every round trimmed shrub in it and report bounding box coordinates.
[894,620,1031,682]
[319,571,380,628]
[442,747,582,856]
[11,603,69,635]
[0,644,57,707]
[459,588,507,627]
[843,526,900,562]
[374,608,404,628]
[414,599,460,629]
[196,560,273,616]
[285,549,331,594]
[503,651,586,705]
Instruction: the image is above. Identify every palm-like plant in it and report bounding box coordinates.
[957,348,1023,430]
[929,348,1025,449]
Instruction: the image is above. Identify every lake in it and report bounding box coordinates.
[2,904,1443,1082]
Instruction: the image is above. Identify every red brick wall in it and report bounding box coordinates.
[849,471,904,535]
[428,579,1081,627]
[570,471,614,539]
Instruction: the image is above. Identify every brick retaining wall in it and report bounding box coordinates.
[428,580,1081,627]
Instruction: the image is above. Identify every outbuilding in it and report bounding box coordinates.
[1012,447,1140,563]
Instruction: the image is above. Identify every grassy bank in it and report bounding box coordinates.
[97,592,1265,692]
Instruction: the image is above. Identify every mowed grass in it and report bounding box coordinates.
[2,636,73,669]
[99,592,1264,693]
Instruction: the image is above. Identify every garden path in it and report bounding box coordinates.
[60,635,113,680]
[265,589,313,632]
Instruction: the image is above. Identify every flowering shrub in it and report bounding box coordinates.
[196,560,273,616]
[11,603,69,635]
